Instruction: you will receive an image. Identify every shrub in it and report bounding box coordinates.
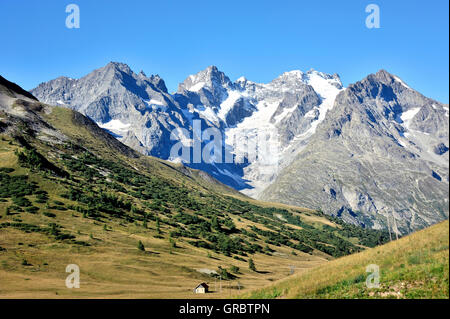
[25,206,39,214]
[12,196,32,207]
[156,219,161,234]
[230,265,240,274]
[43,212,56,218]
[217,266,236,280]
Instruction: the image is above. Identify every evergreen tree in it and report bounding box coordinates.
[156,218,161,234]
[224,218,236,231]
[138,240,145,251]
[211,216,221,231]
[170,238,176,248]
[248,258,256,272]
[230,265,240,274]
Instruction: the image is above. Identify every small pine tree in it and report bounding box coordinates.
[218,266,229,280]
[248,258,256,272]
[49,223,58,236]
[138,240,145,251]
[211,216,221,231]
[224,218,236,231]
[230,265,240,274]
[156,218,161,234]
[143,219,148,229]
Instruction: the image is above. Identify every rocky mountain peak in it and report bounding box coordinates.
[270,69,343,92]
[177,65,233,93]
[341,70,433,115]
[104,61,133,74]
[146,74,168,93]
[362,69,411,91]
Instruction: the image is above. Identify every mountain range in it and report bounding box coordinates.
[30,63,449,233]
[0,73,392,297]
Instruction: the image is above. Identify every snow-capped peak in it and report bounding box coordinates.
[280,70,304,78]
[270,69,343,91]
[303,70,343,98]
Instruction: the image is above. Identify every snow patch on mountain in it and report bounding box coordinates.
[400,107,421,126]
[189,82,206,92]
[218,90,246,122]
[99,119,130,132]
[195,104,220,124]
[99,119,131,138]
[303,73,344,137]
[393,75,411,89]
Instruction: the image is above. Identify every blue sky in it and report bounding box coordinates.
[0,0,448,102]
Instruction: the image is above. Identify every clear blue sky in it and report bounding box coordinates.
[0,0,448,102]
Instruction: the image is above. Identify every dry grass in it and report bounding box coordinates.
[242,220,449,299]
[0,222,327,298]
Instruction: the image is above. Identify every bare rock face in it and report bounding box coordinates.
[260,70,449,234]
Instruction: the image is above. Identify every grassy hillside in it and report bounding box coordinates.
[242,220,449,299]
[0,91,391,298]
